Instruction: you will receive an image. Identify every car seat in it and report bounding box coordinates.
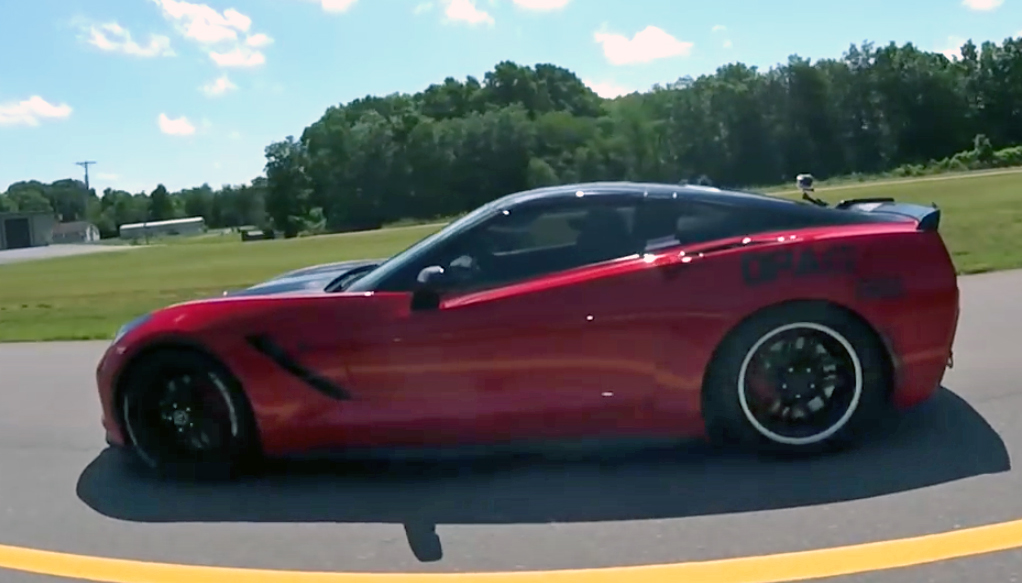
[574,207,637,264]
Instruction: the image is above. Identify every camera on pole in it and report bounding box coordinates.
[796,173,827,206]
[796,173,815,194]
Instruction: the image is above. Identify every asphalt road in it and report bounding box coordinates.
[1,270,1021,582]
[0,244,131,265]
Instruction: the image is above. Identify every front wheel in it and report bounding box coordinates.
[119,348,258,480]
[703,304,889,455]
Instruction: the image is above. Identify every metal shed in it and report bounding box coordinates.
[119,217,206,240]
[0,212,56,250]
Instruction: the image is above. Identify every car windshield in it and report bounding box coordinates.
[344,200,502,293]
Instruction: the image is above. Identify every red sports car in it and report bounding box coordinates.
[96,181,960,479]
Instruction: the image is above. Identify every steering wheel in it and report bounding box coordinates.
[447,254,482,283]
[447,244,498,286]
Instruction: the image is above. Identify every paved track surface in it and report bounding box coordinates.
[1,270,1021,582]
[0,244,130,265]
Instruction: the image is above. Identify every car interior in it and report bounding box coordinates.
[384,197,746,296]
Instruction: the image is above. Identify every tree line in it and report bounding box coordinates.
[3,36,1022,239]
[0,179,267,238]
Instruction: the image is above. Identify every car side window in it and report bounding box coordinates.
[411,197,644,293]
[633,197,744,251]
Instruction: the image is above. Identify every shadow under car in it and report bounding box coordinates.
[77,386,1009,562]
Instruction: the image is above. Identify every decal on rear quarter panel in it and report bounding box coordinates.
[856,276,906,300]
[741,245,856,286]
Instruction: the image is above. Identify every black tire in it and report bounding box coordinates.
[118,348,259,480]
[702,302,890,456]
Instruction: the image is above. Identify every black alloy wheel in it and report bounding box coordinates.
[120,349,256,479]
[737,322,862,446]
[703,303,889,455]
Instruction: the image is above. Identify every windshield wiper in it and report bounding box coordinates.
[328,266,378,293]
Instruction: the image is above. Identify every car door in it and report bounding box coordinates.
[339,195,666,447]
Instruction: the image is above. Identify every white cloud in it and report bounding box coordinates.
[149,0,250,43]
[413,2,434,14]
[158,113,195,136]
[320,0,359,11]
[209,46,266,67]
[711,24,731,48]
[707,23,731,46]
[594,26,693,65]
[200,75,237,96]
[0,96,72,127]
[962,0,1003,9]
[512,0,571,10]
[292,0,359,12]
[245,33,273,47]
[148,0,269,66]
[584,79,633,99]
[443,0,494,25]
[939,35,967,60]
[83,22,174,57]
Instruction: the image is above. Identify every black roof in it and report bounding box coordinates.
[494,181,797,210]
[487,181,908,229]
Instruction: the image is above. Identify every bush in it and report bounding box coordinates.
[887,136,1022,179]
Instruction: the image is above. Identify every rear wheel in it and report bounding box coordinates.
[119,348,258,480]
[703,303,889,455]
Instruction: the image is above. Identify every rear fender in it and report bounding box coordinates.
[677,226,956,419]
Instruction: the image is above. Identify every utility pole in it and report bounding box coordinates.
[75,161,96,221]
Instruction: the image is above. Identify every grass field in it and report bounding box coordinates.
[1,168,1020,342]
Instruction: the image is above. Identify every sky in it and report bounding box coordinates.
[1,0,1020,195]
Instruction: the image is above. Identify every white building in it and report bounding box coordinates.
[119,217,206,240]
[52,221,101,244]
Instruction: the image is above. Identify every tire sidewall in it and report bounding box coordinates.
[119,348,258,480]
[704,303,889,455]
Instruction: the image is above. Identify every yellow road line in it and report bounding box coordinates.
[3,515,1022,583]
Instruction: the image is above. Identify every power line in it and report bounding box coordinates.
[75,161,97,221]
[75,161,96,192]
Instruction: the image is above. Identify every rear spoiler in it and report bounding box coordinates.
[835,197,941,231]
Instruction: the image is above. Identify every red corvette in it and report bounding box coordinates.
[96,181,960,479]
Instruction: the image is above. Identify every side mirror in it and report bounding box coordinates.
[411,265,447,311]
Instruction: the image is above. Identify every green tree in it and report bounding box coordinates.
[264,136,313,238]
[148,184,174,221]
[9,34,1022,240]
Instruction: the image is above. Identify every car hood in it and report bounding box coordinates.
[223,258,384,297]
